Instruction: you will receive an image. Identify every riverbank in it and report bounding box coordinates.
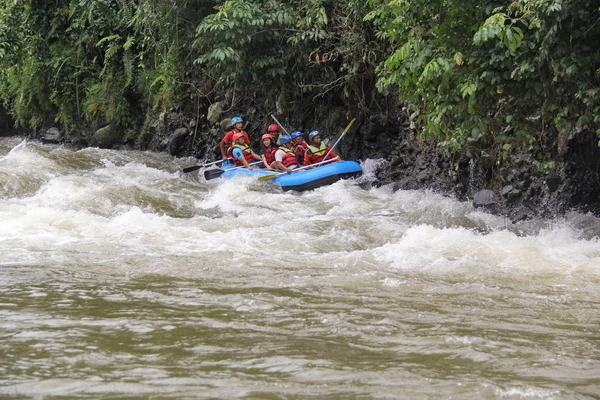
[2,104,599,222]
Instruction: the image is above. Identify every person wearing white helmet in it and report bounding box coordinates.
[270,134,298,173]
[220,116,250,161]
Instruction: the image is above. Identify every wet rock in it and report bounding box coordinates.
[509,204,535,223]
[473,189,497,206]
[390,157,403,167]
[168,128,189,156]
[502,185,522,203]
[416,170,429,182]
[393,177,419,191]
[91,124,120,149]
[42,127,61,144]
[545,174,561,192]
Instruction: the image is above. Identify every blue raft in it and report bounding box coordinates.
[211,160,363,192]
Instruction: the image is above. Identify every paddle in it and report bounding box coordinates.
[270,114,290,135]
[257,157,341,181]
[182,159,228,174]
[258,118,356,182]
[204,160,263,181]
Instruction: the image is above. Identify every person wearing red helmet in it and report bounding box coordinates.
[228,131,262,169]
[267,123,280,145]
[260,133,278,170]
[220,116,250,161]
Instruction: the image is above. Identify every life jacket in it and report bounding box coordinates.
[306,143,335,164]
[229,143,255,166]
[293,143,306,165]
[224,129,248,153]
[279,147,298,167]
[263,145,278,165]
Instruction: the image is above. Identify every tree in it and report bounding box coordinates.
[365,0,600,152]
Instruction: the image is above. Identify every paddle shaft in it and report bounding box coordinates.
[323,118,355,161]
[257,157,340,181]
[270,114,290,135]
[183,158,228,173]
[204,160,263,180]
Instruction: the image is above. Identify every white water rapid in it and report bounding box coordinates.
[1,137,599,399]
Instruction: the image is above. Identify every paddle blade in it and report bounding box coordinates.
[182,165,202,173]
[204,169,225,180]
[258,173,280,181]
[340,118,356,137]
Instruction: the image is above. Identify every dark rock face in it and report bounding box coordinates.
[168,128,189,156]
[6,100,600,219]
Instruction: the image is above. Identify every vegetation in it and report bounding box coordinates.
[0,0,598,154]
[366,0,600,152]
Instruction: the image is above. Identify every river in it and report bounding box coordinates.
[1,137,599,399]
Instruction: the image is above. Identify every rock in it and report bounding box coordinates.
[502,185,514,196]
[473,189,497,206]
[557,124,575,158]
[509,204,535,223]
[393,177,419,191]
[390,157,403,167]
[545,174,561,192]
[220,118,232,131]
[416,170,429,182]
[42,127,61,144]
[91,124,120,149]
[207,102,225,126]
[168,127,189,156]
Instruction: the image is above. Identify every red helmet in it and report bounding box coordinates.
[267,124,279,132]
[232,132,245,142]
[261,133,274,141]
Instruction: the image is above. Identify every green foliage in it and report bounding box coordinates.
[0,0,597,158]
[366,0,600,152]
[193,0,381,108]
[0,0,215,131]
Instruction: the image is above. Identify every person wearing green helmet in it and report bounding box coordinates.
[220,116,250,161]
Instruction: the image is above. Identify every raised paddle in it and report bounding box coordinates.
[258,118,356,181]
[182,159,229,174]
[204,160,263,180]
[270,114,290,135]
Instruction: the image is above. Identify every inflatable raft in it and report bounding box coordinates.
[205,160,363,192]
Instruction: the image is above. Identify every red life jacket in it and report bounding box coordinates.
[306,143,334,164]
[263,145,278,165]
[279,147,298,167]
[229,143,255,166]
[293,143,306,165]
